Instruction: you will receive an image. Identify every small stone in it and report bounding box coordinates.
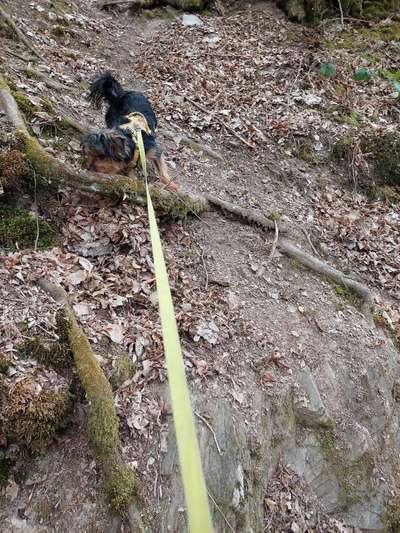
[182,14,203,27]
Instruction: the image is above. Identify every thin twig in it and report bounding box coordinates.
[33,172,40,252]
[301,228,319,257]
[185,96,255,149]
[266,220,279,264]
[195,411,222,455]
[207,490,236,533]
[286,58,304,107]
[196,243,209,291]
[337,0,345,29]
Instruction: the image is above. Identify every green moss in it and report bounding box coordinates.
[334,284,352,300]
[297,139,320,165]
[362,133,400,188]
[382,495,400,532]
[105,462,137,516]
[0,352,10,374]
[100,175,205,219]
[18,335,73,370]
[0,206,57,250]
[40,98,55,113]
[11,91,38,121]
[4,378,69,453]
[49,0,72,14]
[142,7,176,20]
[333,132,400,193]
[0,149,30,191]
[52,25,67,37]
[109,354,136,390]
[317,429,376,512]
[332,135,355,161]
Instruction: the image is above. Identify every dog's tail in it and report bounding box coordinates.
[88,71,124,108]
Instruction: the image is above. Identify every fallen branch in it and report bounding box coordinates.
[205,194,286,233]
[185,96,256,150]
[0,3,44,61]
[278,239,374,315]
[37,280,145,532]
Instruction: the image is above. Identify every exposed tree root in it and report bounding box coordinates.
[37,280,145,533]
[21,67,72,92]
[278,239,374,316]
[0,3,44,61]
[205,194,286,232]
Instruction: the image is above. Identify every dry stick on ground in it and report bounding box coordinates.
[37,280,145,533]
[185,96,256,150]
[0,3,44,61]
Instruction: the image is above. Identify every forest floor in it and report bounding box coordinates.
[0,0,399,531]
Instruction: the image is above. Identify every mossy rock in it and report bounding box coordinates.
[3,377,69,453]
[0,206,57,250]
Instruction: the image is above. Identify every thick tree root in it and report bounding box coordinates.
[205,194,286,232]
[38,280,145,533]
[278,239,374,316]
[0,3,44,61]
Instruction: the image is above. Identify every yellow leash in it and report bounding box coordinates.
[135,126,214,533]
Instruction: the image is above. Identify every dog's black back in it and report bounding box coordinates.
[89,72,157,135]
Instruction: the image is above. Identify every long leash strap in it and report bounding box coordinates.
[135,127,214,533]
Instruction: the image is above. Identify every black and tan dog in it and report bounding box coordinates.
[81,72,178,192]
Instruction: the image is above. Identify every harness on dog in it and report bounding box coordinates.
[119,112,152,168]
